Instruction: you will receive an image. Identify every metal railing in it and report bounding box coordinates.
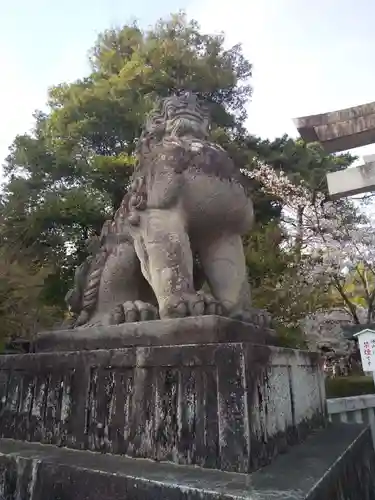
[327,394,375,448]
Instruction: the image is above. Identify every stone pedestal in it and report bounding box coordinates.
[0,316,325,473]
[0,316,373,499]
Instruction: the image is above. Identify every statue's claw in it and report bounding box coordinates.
[107,301,159,325]
[230,307,272,328]
[160,291,223,319]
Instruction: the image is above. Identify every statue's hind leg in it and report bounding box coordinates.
[197,233,254,321]
[83,242,158,327]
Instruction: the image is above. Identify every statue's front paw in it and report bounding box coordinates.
[161,291,223,318]
[108,301,159,324]
[231,307,272,328]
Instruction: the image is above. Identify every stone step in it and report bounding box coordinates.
[0,424,373,499]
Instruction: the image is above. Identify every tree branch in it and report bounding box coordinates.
[333,276,360,324]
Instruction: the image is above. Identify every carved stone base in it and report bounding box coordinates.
[0,317,325,474]
[33,315,277,352]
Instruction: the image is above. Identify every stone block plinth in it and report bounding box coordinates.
[0,316,326,474]
[33,316,277,352]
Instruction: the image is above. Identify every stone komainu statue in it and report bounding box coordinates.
[66,91,269,328]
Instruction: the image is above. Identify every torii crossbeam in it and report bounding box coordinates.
[294,101,375,199]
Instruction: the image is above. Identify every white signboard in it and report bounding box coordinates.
[354,329,375,372]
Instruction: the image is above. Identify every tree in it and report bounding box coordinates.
[1,12,254,311]
[249,161,375,329]
[1,12,358,341]
[0,246,61,341]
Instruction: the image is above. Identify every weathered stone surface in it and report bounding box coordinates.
[66,91,261,329]
[294,100,375,153]
[326,160,375,198]
[34,316,277,353]
[0,424,373,499]
[0,341,325,474]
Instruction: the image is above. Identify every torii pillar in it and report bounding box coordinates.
[294,101,375,198]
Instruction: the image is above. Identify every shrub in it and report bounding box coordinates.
[325,375,374,399]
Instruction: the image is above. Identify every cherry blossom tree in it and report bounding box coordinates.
[246,162,375,326]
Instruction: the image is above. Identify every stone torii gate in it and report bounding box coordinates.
[295,101,375,352]
[294,101,375,198]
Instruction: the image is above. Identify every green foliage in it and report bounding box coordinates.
[244,222,286,287]
[325,376,374,399]
[329,263,375,324]
[245,220,333,341]
[0,247,62,340]
[248,136,355,191]
[0,12,357,337]
[273,322,308,349]
[1,13,253,311]
[241,137,357,336]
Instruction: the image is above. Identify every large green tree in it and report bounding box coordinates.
[0,246,61,340]
[2,13,255,309]
[0,12,354,342]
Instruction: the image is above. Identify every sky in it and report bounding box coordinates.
[1,0,375,178]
